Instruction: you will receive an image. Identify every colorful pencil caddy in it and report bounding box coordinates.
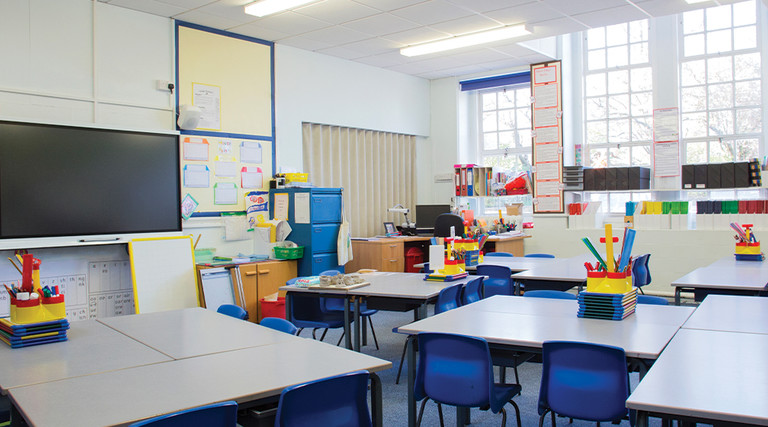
[5,254,67,325]
[732,222,764,261]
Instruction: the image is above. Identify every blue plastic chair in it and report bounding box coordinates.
[525,253,555,258]
[636,295,668,305]
[129,401,237,426]
[461,277,484,305]
[523,290,577,300]
[476,265,514,297]
[538,341,630,426]
[216,304,248,320]
[275,371,372,427]
[484,252,514,258]
[632,254,652,294]
[414,333,522,427]
[319,270,380,350]
[260,317,299,335]
[286,278,351,341]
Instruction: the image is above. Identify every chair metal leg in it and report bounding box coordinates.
[319,328,328,341]
[500,407,507,427]
[507,399,522,427]
[551,411,556,426]
[436,403,444,427]
[538,411,547,427]
[368,316,379,350]
[336,331,345,346]
[395,341,407,384]
[297,327,304,336]
[311,328,318,339]
[416,398,429,427]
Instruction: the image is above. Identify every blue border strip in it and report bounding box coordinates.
[181,130,273,142]
[459,71,531,91]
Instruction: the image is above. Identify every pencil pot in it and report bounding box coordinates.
[735,242,761,255]
[42,295,66,321]
[585,271,607,293]
[603,271,632,294]
[10,297,42,325]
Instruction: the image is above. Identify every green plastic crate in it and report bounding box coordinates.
[274,246,304,259]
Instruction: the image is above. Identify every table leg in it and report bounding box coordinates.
[416,302,428,320]
[674,288,681,305]
[344,297,352,350]
[11,404,26,427]
[284,292,292,322]
[370,371,383,427]
[354,297,361,352]
[635,410,649,427]
[456,406,469,426]
[407,335,417,427]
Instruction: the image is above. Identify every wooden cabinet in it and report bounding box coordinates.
[196,259,297,323]
[346,239,404,272]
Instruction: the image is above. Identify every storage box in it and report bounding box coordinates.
[274,246,304,259]
[284,173,308,183]
[260,297,286,319]
[506,203,523,216]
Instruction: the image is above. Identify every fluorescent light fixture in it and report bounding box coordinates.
[685,0,710,3]
[244,0,320,17]
[400,25,531,57]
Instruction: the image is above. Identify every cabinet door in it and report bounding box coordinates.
[255,260,297,321]
[310,223,341,253]
[381,241,404,272]
[311,193,342,223]
[236,265,260,323]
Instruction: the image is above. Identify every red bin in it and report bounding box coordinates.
[260,297,286,320]
[405,247,424,273]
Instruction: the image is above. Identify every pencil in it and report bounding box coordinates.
[7,258,22,275]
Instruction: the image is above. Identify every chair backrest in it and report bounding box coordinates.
[260,317,300,334]
[525,253,555,258]
[632,253,651,288]
[433,213,465,238]
[539,341,629,422]
[319,270,345,311]
[275,371,372,427]
[484,252,514,258]
[636,295,668,305]
[415,333,494,409]
[461,277,484,305]
[435,284,463,314]
[475,265,513,298]
[216,304,248,320]
[523,290,576,300]
[129,401,238,427]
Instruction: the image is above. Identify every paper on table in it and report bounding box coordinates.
[295,193,310,224]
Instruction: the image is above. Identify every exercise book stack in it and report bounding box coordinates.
[0,318,70,348]
[577,289,637,320]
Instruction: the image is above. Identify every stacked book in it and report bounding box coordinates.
[577,289,637,320]
[0,318,69,348]
[424,272,468,282]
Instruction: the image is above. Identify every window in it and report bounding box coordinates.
[478,84,532,172]
[584,20,653,168]
[680,0,761,163]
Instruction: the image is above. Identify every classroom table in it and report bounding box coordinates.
[9,337,391,427]
[468,256,561,272]
[98,306,295,359]
[682,294,768,335]
[281,272,477,352]
[627,328,768,426]
[395,296,694,427]
[670,264,768,305]
[0,320,172,394]
[509,256,590,294]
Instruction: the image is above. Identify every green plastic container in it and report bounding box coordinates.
[274,246,304,259]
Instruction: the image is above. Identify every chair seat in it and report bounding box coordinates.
[490,383,522,413]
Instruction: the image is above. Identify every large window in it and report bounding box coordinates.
[584,19,653,168]
[680,0,761,163]
[478,84,532,172]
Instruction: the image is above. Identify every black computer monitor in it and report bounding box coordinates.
[415,204,452,230]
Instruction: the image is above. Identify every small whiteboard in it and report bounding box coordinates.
[129,236,200,314]
[199,268,235,310]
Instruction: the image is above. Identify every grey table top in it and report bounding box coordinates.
[670,265,768,291]
[510,259,588,282]
[98,307,295,359]
[683,294,768,334]
[9,338,392,427]
[626,328,768,426]
[473,257,561,272]
[0,320,171,394]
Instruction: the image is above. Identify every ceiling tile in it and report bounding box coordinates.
[278,35,333,51]
[107,0,188,16]
[632,0,712,17]
[381,26,451,45]
[570,5,649,28]
[294,0,380,24]
[230,22,292,41]
[484,2,566,26]
[428,14,504,35]
[351,0,430,12]
[337,37,403,55]
[444,0,535,14]
[192,1,258,25]
[173,9,245,28]
[315,45,369,59]
[343,12,420,36]
[355,50,411,67]
[156,0,212,8]
[529,16,589,38]
[299,25,371,45]
[251,11,331,34]
[390,0,475,26]
[541,0,629,16]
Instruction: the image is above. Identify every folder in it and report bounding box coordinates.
[241,166,263,189]
[694,164,708,188]
[466,165,474,196]
[720,163,735,188]
[606,168,617,191]
[615,167,628,190]
[454,167,461,196]
[240,141,263,164]
[739,200,748,214]
[594,168,606,191]
[735,162,750,187]
[183,164,210,188]
[713,200,722,214]
[182,137,209,161]
[682,164,695,189]
[707,164,721,189]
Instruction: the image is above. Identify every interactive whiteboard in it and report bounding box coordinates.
[129,236,199,313]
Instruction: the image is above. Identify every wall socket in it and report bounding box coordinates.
[155,80,172,91]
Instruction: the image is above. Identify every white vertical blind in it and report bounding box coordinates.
[303,123,416,237]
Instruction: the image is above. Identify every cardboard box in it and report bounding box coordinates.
[506,203,523,216]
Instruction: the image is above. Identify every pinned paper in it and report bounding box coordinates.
[215,156,237,177]
[240,141,262,164]
[241,166,263,189]
[183,164,210,188]
[214,182,238,205]
[182,137,209,161]
[223,214,249,241]
[181,193,199,220]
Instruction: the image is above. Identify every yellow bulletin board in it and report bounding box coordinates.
[176,22,275,215]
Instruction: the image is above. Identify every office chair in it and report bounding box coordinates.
[632,253,652,294]
[395,283,463,385]
[523,290,577,300]
[525,253,555,258]
[476,265,514,297]
[275,371,372,427]
[433,213,465,238]
[537,341,630,427]
[216,304,248,320]
[414,333,522,427]
[319,270,380,350]
[461,276,484,305]
[129,401,238,426]
[260,317,300,335]
[484,252,514,257]
[636,295,668,305]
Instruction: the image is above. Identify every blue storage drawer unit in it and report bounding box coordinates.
[269,188,345,277]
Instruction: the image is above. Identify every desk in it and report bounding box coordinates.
[627,328,768,426]
[346,236,431,273]
[9,338,391,427]
[470,256,561,272]
[483,234,530,256]
[509,256,589,294]
[670,265,768,305]
[682,294,768,334]
[396,296,694,426]
[98,307,294,359]
[0,320,171,394]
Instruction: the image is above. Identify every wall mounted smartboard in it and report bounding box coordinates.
[129,236,199,313]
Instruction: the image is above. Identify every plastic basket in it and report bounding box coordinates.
[274,246,304,259]
[260,297,286,319]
